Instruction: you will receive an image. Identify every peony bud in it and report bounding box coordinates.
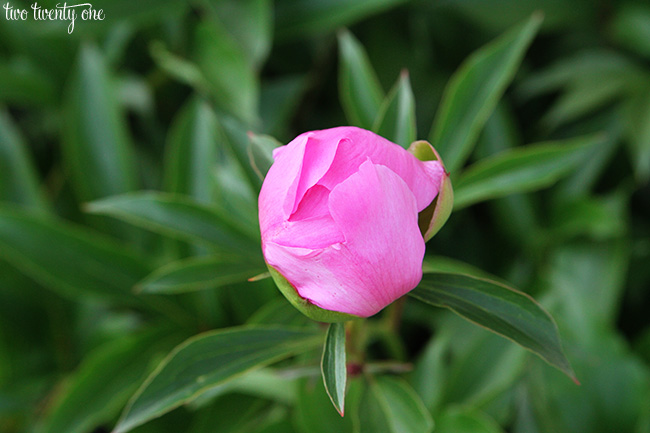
[259,127,452,322]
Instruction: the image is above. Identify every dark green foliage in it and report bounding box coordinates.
[0,1,649,433]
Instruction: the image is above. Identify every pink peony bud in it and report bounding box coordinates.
[259,127,452,322]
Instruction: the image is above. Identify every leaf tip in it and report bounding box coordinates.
[531,10,545,25]
[80,201,97,214]
[248,272,271,282]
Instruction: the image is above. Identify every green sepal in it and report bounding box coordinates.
[267,264,361,323]
[408,140,454,241]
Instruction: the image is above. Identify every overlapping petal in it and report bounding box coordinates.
[260,126,450,318]
[264,160,424,317]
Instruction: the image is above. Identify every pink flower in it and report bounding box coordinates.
[259,127,452,321]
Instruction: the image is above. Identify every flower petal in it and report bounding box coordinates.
[259,132,339,234]
[267,214,344,249]
[316,126,445,211]
[264,160,424,317]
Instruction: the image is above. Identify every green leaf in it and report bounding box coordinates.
[338,30,385,129]
[78,0,187,33]
[163,97,221,203]
[609,4,650,59]
[546,242,630,344]
[410,330,451,412]
[211,156,259,239]
[321,322,347,416]
[475,103,543,245]
[373,70,417,148]
[422,255,502,282]
[429,13,542,172]
[434,408,504,433]
[360,376,434,433]
[246,298,309,327]
[518,49,639,101]
[428,316,527,409]
[0,109,50,214]
[517,50,642,131]
[538,78,629,131]
[63,43,138,202]
[40,329,180,433]
[137,255,266,294]
[410,272,576,380]
[164,99,257,236]
[203,0,272,68]
[248,132,282,181]
[624,87,650,183]
[260,76,306,137]
[522,333,649,433]
[550,193,627,241]
[453,134,605,209]
[188,368,299,409]
[0,205,150,303]
[219,114,267,189]
[0,59,56,106]
[113,326,322,433]
[295,377,354,433]
[275,0,407,40]
[85,192,260,255]
[193,20,258,124]
[187,394,273,433]
[149,41,209,92]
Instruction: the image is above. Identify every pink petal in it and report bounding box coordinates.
[267,215,344,249]
[315,127,445,212]
[264,160,425,317]
[284,133,339,218]
[259,131,339,234]
[289,184,331,222]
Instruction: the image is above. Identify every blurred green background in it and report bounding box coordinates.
[1,0,649,432]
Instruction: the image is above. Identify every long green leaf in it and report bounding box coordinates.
[63,43,138,202]
[321,322,347,416]
[149,41,210,92]
[193,20,258,123]
[41,329,182,433]
[0,108,50,213]
[624,87,650,183]
[219,114,267,189]
[453,134,605,209]
[422,255,501,282]
[373,71,417,148]
[0,205,150,303]
[434,408,504,433]
[429,13,542,172]
[259,76,306,137]
[203,0,272,68]
[275,0,407,40]
[164,97,221,203]
[338,30,385,129]
[85,192,260,255]
[137,255,266,294]
[166,99,259,235]
[211,157,260,239]
[410,272,576,380]
[113,326,322,433]
[360,376,434,433]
